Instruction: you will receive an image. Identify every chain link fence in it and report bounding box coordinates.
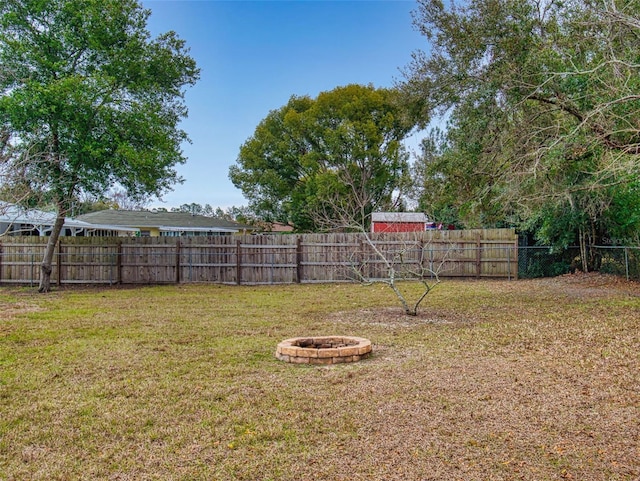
[518,246,640,280]
[595,246,640,280]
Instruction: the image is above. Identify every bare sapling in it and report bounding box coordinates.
[350,231,456,316]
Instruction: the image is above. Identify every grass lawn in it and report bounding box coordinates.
[1,275,639,480]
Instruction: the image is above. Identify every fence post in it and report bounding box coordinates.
[117,241,123,284]
[476,235,482,278]
[109,249,114,285]
[429,242,435,279]
[419,240,425,279]
[0,241,3,285]
[624,247,630,281]
[236,239,242,285]
[358,237,365,279]
[175,239,181,284]
[296,236,302,283]
[56,240,62,286]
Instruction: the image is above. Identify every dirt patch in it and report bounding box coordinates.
[1,301,44,321]
[326,306,474,329]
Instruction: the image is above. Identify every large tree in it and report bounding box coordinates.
[403,0,640,265]
[229,84,415,231]
[0,0,199,291]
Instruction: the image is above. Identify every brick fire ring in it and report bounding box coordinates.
[276,336,372,365]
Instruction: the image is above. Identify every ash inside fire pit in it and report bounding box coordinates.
[276,336,372,365]
[295,338,357,349]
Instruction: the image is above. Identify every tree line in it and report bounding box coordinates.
[231,0,640,273]
[404,0,640,272]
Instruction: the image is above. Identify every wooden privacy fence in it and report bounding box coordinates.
[0,229,518,286]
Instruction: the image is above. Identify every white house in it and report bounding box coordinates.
[0,202,138,236]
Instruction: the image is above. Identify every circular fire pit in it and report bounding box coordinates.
[276,336,372,365]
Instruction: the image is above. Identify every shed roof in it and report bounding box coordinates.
[371,212,429,223]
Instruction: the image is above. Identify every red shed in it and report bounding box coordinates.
[371,212,430,233]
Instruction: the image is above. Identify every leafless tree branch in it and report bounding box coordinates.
[348,230,458,316]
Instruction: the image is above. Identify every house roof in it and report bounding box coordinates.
[0,202,138,233]
[77,210,254,233]
[265,222,294,233]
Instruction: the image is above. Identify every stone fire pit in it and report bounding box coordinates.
[276,336,372,365]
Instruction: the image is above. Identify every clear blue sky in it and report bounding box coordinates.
[142,0,427,210]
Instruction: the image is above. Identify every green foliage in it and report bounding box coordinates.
[71,197,118,215]
[0,0,199,290]
[171,203,217,216]
[168,202,254,223]
[404,0,640,249]
[603,181,640,245]
[229,84,415,231]
[0,0,199,207]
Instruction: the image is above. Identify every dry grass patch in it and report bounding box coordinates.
[0,276,638,480]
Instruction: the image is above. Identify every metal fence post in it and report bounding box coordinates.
[624,247,630,281]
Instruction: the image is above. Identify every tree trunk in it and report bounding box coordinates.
[579,228,589,274]
[38,213,66,293]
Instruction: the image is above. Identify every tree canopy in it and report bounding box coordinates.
[169,202,252,222]
[229,84,415,231]
[403,0,640,265]
[0,0,199,291]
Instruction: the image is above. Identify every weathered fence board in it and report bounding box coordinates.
[0,229,518,286]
